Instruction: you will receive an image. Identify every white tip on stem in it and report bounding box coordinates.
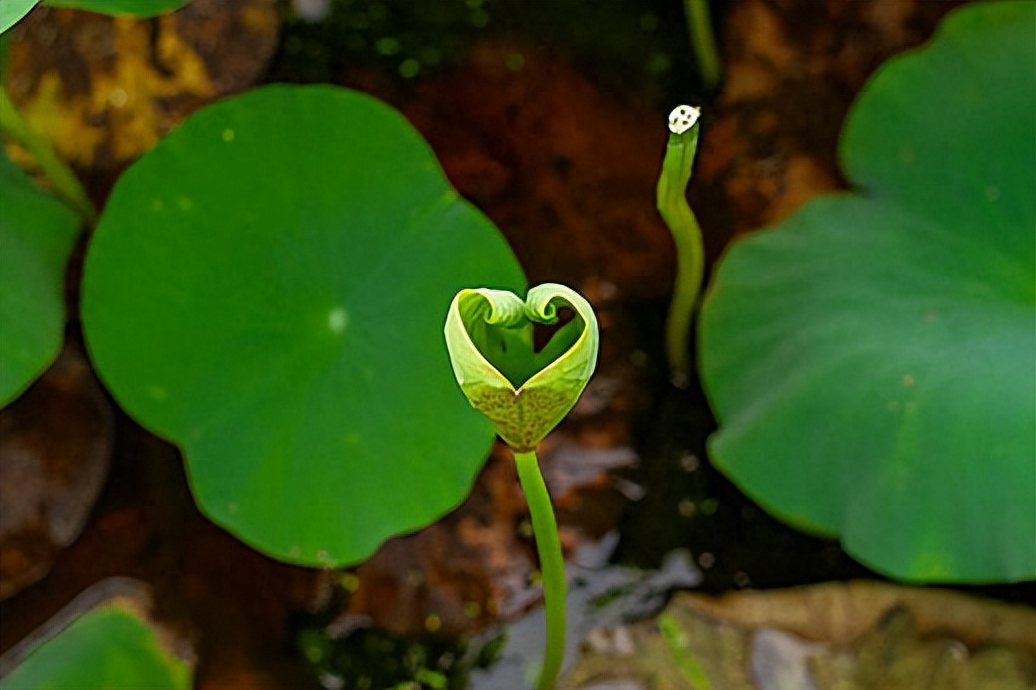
[668,105,701,135]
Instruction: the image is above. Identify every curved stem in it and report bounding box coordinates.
[657,123,704,388]
[684,0,722,89]
[0,87,96,224]
[513,450,566,690]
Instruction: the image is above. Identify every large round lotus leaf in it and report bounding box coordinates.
[82,85,525,567]
[0,600,191,689]
[0,150,78,407]
[699,1,1035,582]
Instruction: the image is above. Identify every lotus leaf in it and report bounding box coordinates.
[0,599,191,689]
[699,1,1035,582]
[82,85,525,566]
[0,150,78,406]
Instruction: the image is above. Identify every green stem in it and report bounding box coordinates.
[659,612,712,690]
[0,87,96,224]
[657,121,704,387]
[513,450,566,690]
[684,0,722,89]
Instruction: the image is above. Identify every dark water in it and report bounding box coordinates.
[267,0,703,103]
[612,299,877,592]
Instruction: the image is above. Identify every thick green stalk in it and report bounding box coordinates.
[0,87,96,224]
[684,0,721,89]
[513,450,565,690]
[657,109,704,387]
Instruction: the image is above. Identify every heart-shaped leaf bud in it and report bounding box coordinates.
[444,283,600,452]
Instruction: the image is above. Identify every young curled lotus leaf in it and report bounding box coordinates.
[698,1,1035,582]
[445,283,598,689]
[81,85,524,567]
[444,283,599,451]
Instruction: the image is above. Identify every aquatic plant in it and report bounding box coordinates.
[0,0,191,407]
[657,104,705,387]
[444,283,600,690]
[698,0,1035,582]
[0,582,192,689]
[0,146,79,406]
[0,0,190,33]
[682,0,721,90]
[80,85,524,567]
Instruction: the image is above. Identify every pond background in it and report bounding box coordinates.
[0,0,1032,688]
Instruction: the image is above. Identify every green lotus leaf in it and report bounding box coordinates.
[444,283,599,452]
[82,85,524,567]
[698,1,1035,582]
[44,0,191,18]
[0,0,38,33]
[1,0,191,31]
[0,149,79,407]
[0,596,191,689]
